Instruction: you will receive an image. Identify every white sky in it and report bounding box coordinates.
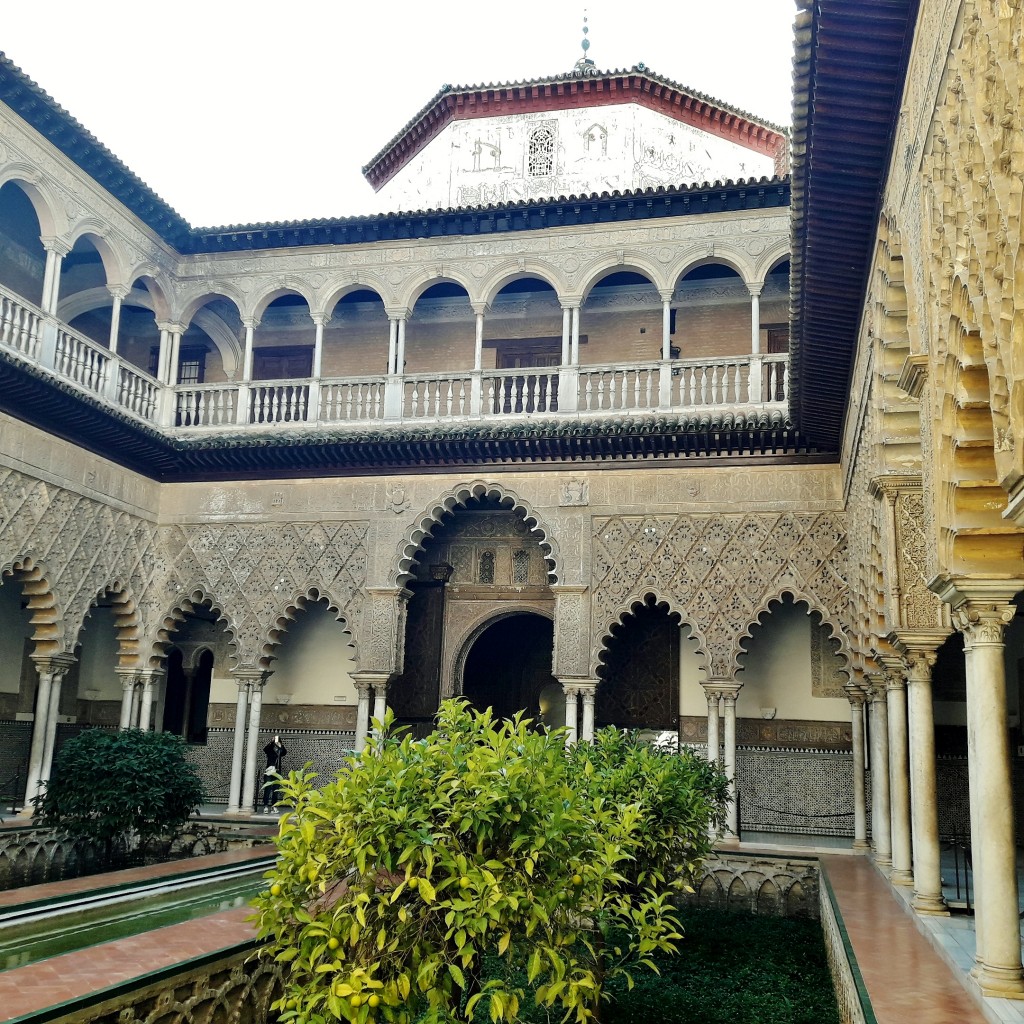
[2,1,796,229]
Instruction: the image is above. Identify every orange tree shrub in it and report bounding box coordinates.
[253,700,726,1024]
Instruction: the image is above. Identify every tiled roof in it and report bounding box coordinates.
[788,0,919,452]
[361,65,789,191]
[0,52,193,248]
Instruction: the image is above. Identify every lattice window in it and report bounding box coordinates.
[512,549,530,584]
[478,550,495,584]
[528,126,556,176]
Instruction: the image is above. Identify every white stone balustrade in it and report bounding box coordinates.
[1,281,789,433]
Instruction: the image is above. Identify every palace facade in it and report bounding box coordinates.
[2,0,1024,1000]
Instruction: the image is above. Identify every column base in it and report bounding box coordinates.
[975,963,1024,999]
[911,891,949,916]
[852,840,871,851]
[873,855,892,868]
[890,867,914,886]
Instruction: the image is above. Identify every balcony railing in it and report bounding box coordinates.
[0,284,789,435]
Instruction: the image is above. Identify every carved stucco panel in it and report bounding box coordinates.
[895,490,944,629]
[590,511,849,677]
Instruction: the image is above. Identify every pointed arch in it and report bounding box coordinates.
[72,580,142,669]
[147,587,238,669]
[259,585,356,670]
[0,554,62,657]
[392,480,559,589]
[591,589,710,680]
[735,589,852,681]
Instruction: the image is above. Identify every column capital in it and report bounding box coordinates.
[385,306,411,321]
[30,653,77,678]
[657,288,675,304]
[156,320,188,336]
[931,577,1022,647]
[745,282,763,297]
[559,296,583,310]
[469,300,491,317]
[861,672,889,702]
[929,575,1024,611]
[351,669,393,686]
[107,283,130,301]
[702,681,741,700]
[232,668,267,687]
[844,684,869,706]
[40,235,72,258]
[241,316,261,330]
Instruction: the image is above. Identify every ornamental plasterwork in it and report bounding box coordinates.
[590,511,849,678]
[894,490,943,629]
[0,464,371,672]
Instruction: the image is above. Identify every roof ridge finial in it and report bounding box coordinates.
[573,10,597,77]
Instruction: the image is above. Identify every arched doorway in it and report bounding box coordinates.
[597,597,682,732]
[461,613,558,725]
[162,647,213,743]
[391,494,555,734]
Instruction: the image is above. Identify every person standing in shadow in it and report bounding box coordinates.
[262,734,287,814]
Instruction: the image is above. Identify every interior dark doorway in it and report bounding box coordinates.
[162,648,213,743]
[597,598,680,731]
[462,613,556,724]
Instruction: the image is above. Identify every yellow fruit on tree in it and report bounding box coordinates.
[407,876,418,889]
[368,994,381,1008]
[270,883,282,896]
[350,994,362,1008]
[328,936,340,950]
[571,874,583,886]
[459,876,471,889]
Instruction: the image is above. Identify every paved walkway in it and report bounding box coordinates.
[820,854,988,1024]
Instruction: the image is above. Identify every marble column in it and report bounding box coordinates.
[23,655,75,809]
[562,685,579,747]
[847,687,869,850]
[579,684,596,742]
[372,682,388,739]
[241,674,268,814]
[570,306,581,365]
[721,686,740,837]
[117,671,138,730]
[661,297,673,360]
[354,683,372,753]
[885,668,913,884]
[944,584,1024,996]
[748,284,762,354]
[561,306,572,365]
[387,317,399,374]
[704,686,720,764]
[107,287,126,354]
[899,641,947,914]
[40,238,69,314]
[865,676,891,866]
[226,676,252,814]
[136,670,162,732]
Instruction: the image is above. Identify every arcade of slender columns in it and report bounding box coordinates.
[701,682,740,838]
[881,658,914,885]
[863,675,891,866]
[560,682,597,745]
[21,654,75,811]
[846,686,869,850]
[936,581,1024,997]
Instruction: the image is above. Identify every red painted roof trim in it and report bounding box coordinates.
[363,70,788,191]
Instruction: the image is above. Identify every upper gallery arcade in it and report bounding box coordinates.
[0,53,796,475]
